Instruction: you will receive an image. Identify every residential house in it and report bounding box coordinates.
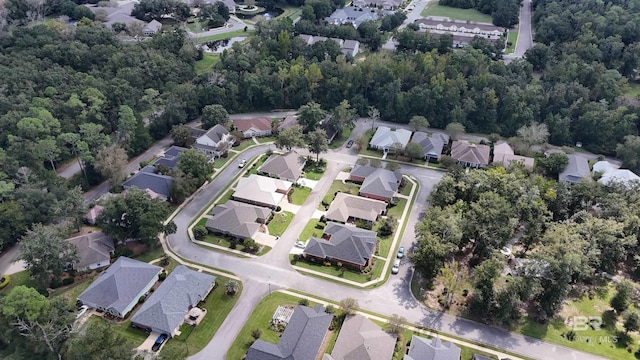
[298,34,361,57]
[192,124,235,159]
[154,146,187,170]
[258,151,307,182]
[67,232,114,271]
[246,305,333,360]
[323,314,396,360]
[325,193,387,224]
[369,126,412,153]
[325,6,382,28]
[233,117,272,138]
[303,222,378,270]
[77,257,162,318]
[450,140,490,168]
[592,160,640,188]
[492,142,534,169]
[277,115,298,133]
[415,19,504,37]
[349,165,402,202]
[232,174,293,209]
[205,200,273,240]
[559,154,590,184]
[122,166,173,201]
[87,2,162,35]
[321,121,338,143]
[84,204,104,225]
[472,355,494,360]
[131,265,216,336]
[181,0,237,13]
[410,132,450,161]
[404,336,461,360]
[143,20,162,35]
[352,0,402,9]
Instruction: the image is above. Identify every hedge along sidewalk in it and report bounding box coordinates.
[358,153,447,172]
[277,289,527,360]
[291,175,419,288]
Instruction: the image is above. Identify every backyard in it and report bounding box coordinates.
[289,186,312,205]
[421,4,493,23]
[267,211,294,236]
[320,180,360,208]
[195,53,219,74]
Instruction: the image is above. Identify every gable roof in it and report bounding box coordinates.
[411,132,449,158]
[144,19,162,33]
[247,305,333,360]
[350,165,402,199]
[326,314,396,360]
[592,160,619,174]
[131,265,216,335]
[206,200,272,239]
[492,141,514,156]
[599,169,640,188]
[84,204,104,222]
[278,115,299,132]
[233,174,293,207]
[123,168,173,199]
[404,336,461,360]
[259,151,307,181]
[67,232,114,269]
[559,154,590,184]
[370,126,412,149]
[325,193,387,223]
[155,146,187,170]
[202,124,230,143]
[233,117,272,132]
[304,222,378,266]
[77,257,161,315]
[325,6,381,27]
[450,140,490,166]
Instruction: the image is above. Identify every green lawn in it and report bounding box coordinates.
[133,245,166,263]
[292,255,383,284]
[227,292,319,360]
[194,29,256,43]
[289,186,312,205]
[359,148,383,158]
[246,154,269,176]
[512,284,640,360]
[299,219,324,241]
[421,4,493,23]
[328,128,353,149]
[233,139,256,151]
[257,136,277,144]
[0,270,45,295]
[399,179,413,196]
[211,155,232,169]
[302,160,326,181]
[625,81,640,98]
[505,30,518,54]
[321,180,360,207]
[216,189,235,204]
[163,275,242,355]
[387,198,408,219]
[267,211,294,236]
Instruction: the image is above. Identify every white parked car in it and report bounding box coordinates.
[295,240,306,249]
[239,159,247,168]
[391,259,401,274]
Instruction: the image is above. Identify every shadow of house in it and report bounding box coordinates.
[246,305,333,360]
[131,265,216,336]
[303,222,378,270]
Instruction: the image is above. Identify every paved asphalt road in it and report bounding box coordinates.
[161,121,606,360]
[504,0,534,61]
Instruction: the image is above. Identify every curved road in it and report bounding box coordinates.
[166,137,606,360]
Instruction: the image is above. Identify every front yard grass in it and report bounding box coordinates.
[299,219,324,241]
[268,211,294,236]
[321,180,360,207]
[359,148,383,158]
[421,3,492,23]
[233,139,256,152]
[194,29,256,43]
[215,188,235,204]
[399,179,414,196]
[257,136,277,144]
[245,154,269,177]
[506,30,518,54]
[387,198,408,219]
[302,160,326,181]
[292,255,383,284]
[328,128,353,149]
[289,186,312,205]
[227,292,319,360]
[212,155,233,169]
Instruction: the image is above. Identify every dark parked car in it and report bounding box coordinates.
[152,334,168,352]
[346,139,354,148]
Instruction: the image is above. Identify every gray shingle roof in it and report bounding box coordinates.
[450,140,490,166]
[350,165,402,200]
[77,257,161,315]
[303,222,378,267]
[325,193,387,223]
[411,132,448,159]
[123,169,173,199]
[67,231,114,269]
[559,154,590,184]
[155,146,186,170]
[131,265,216,335]
[247,305,333,360]
[205,200,272,239]
[258,151,306,181]
[328,314,396,360]
[369,126,412,149]
[404,336,461,360]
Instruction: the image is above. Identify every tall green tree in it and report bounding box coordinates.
[408,115,430,132]
[275,125,305,150]
[329,100,357,137]
[95,144,129,189]
[0,201,26,250]
[18,224,78,285]
[298,101,326,133]
[201,104,230,130]
[171,124,195,147]
[177,148,214,184]
[65,321,133,360]
[306,128,328,162]
[616,135,640,174]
